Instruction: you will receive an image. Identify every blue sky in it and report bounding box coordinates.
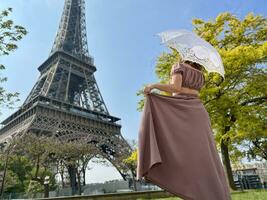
[0,0,266,183]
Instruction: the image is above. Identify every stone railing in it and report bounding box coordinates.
[36,190,175,200]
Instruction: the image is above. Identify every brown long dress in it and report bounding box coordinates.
[136,62,232,200]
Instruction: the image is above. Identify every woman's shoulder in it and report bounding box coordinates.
[171,62,185,75]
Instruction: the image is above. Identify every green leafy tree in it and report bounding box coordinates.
[3,154,33,193]
[0,8,27,110]
[3,134,104,196]
[26,180,43,198]
[52,140,96,195]
[10,134,57,196]
[0,156,21,194]
[137,12,267,190]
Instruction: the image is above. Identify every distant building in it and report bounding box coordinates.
[232,162,267,189]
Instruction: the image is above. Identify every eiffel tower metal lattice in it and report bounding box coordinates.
[0,0,133,181]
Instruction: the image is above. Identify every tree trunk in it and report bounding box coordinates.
[0,150,10,198]
[77,171,82,195]
[131,168,137,191]
[60,171,65,188]
[44,184,49,198]
[67,165,77,195]
[82,166,86,186]
[59,161,65,188]
[220,137,237,190]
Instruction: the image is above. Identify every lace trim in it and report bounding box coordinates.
[167,42,225,77]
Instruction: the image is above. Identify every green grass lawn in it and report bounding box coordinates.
[231,189,267,200]
[137,189,267,200]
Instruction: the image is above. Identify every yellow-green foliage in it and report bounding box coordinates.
[123,149,138,168]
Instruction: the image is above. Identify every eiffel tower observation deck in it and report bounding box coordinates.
[0,0,132,181]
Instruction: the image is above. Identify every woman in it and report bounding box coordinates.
[137,60,232,200]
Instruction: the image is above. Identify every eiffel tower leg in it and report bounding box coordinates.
[92,135,133,181]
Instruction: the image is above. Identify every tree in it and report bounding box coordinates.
[3,132,116,196]
[0,8,27,111]
[192,12,266,190]
[123,149,138,191]
[2,154,33,193]
[51,140,95,195]
[0,154,22,195]
[10,134,57,197]
[0,8,27,195]
[137,12,267,190]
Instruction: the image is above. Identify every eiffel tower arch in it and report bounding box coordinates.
[0,0,134,187]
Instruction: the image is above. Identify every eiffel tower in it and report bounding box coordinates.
[0,0,133,185]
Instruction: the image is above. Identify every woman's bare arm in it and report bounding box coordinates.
[152,73,182,93]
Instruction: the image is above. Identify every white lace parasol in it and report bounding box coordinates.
[156,29,225,78]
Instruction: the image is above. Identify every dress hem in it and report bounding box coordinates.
[144,174,195,200]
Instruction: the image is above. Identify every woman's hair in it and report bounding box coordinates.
[182,60,203,71]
